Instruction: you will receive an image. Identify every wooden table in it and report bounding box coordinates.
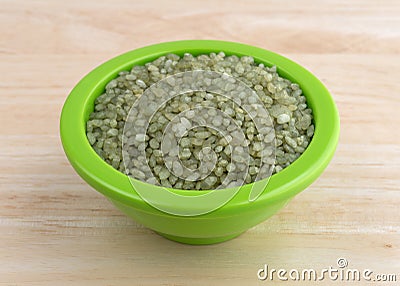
[1,0,399,285]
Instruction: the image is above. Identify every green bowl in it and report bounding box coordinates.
[60,40,339,245]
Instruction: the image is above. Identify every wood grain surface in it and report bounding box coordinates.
[1,0,399,285]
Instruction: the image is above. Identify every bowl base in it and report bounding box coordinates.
[156,231,245,245]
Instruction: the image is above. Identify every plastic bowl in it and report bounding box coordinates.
[60,40,339,245]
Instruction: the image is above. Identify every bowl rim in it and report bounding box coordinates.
[60,40,339,215]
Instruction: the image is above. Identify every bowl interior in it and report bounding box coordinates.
[60,40,340,214]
